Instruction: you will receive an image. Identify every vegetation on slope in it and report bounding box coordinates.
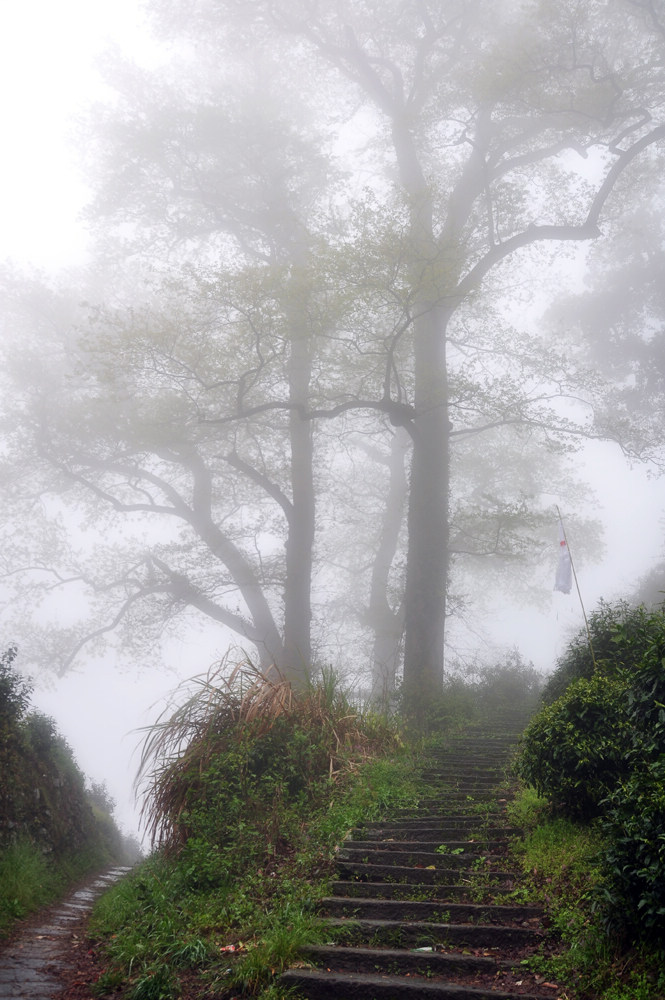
[513,600,665,999]
[84,651,542,999]
[89,661,417,999]
[0,645,138,938]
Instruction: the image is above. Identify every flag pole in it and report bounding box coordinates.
[556,505,597,671]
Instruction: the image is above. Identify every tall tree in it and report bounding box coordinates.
[167,0,665,702]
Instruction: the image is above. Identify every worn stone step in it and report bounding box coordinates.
[299,942,516,976]
[280,967,546,999]
[356,825,522,840]
[364,815,516,826]
[339,848,489,867]
[330,881,518,901]
[337,861,521,885]
[323,916,544,949]
[342,840,510,853]
[425,768,511,777]
[319,897,543,925]
[373,815,512,827]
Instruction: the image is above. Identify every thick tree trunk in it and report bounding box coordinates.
[390,119,452,707]
[402,306,450,709]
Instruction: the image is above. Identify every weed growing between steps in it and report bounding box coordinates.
[507,787,665,1000]
[88,664,417,999]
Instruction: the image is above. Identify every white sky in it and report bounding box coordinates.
[0,0,152,267]
[2,0,665,839]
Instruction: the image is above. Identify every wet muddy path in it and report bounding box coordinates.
[0,866,130,999]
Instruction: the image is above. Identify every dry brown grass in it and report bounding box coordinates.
[135,657,397,850]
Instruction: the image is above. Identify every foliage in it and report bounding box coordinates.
[402,648,544,733]
[0,644,30,732]
[508,791,665,1000]
[474,649,544,717]
[91,667,415,997]
[0,645,133,937]
[517,601,665,946]
[596,616,665,941]
[4,1,665,699]
[516,673,631,819]
[541,599,662,704]
[0,839,60,937]
[600,758,665,941]
[137,659,402,853]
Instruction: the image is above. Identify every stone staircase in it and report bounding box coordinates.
[281,718,561,999]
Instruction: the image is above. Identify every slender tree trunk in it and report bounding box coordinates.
[368,427,409,704]
[281,260,315,684]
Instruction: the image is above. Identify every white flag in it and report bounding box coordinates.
[554,519,572,594]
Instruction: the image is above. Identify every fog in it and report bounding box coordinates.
[1,0,665,842]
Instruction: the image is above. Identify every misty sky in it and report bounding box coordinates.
[2,0,665,839]
[0,0,153,267]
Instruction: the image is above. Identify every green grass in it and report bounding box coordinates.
[508,785,665,1000]
[0,838,111,938]
[0,840,61,937]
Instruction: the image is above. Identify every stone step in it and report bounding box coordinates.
[355,825,523,839]
[330,881,519,901]
[299,943,516,976]
[280,967,547,1000]
[337,861,521,886]
[322,916,544,949]
[342,839,510,853]
[280,726,548,1000]
[319,896,544,925]
[338,848,491,867]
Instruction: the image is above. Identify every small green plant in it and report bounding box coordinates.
[130,965,178,1000]
[505,786,549,832]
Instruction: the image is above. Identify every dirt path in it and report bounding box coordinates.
[0,867,130,999]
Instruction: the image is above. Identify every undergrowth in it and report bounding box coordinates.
[508,787,665,1000]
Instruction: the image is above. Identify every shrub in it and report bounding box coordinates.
[516,673,630,820]
[90,668,414,998]
[596,620,665,941]
[600,758,665,941]
[137,660,401,855]
[541,600,665,705]
[518,601,665,945]
[0,839,59,936]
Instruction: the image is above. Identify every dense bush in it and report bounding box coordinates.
[541,600,663,704]
[93,663,415,998]
[517,601,665,943]
[420,648,544,732]
[597,623,665,940]
[0,644,134,937]
[600,758,665,940]
[516,673,630,819]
